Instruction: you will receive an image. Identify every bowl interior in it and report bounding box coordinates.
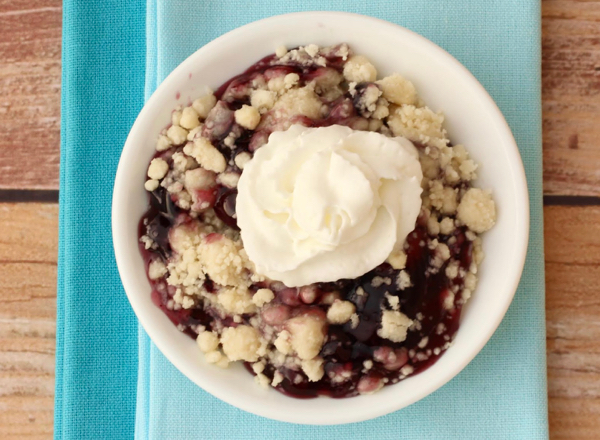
[112,12,529,425]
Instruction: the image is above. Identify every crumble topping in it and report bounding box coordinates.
[221,325,263,362]
[377,310,413,343]
[376,73,417,106]
[457,188,496,233]
[326,300,356,324]
[139,42,496,398]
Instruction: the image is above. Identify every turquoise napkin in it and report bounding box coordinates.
[56,0,548,439]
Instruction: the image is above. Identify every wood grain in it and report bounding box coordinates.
[0,203,57,439]
[542,0,600,196]
[545,206,600,439]
[0,0,62,190]
[1,0,600,439]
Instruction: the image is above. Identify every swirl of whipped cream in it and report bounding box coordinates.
[236,124,423,287]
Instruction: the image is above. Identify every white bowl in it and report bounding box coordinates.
[112,11,529,425]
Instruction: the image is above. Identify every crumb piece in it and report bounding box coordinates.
[343,55,377,82]
[271,370,284,387]
[387,105,448,149]
[197,331,220,353]
[197,236,250,287]
[217,286,256,315]
[220,325,261,362]
[234,105,261,130]
[171,109,182,126]
[167,125,188,145]
[275,45,288,58]
[465,272,477,291]
[387,249,407,270]
[173,288,195,309]
[252,288,274,307]
[400,365,414,376]
[368,119,383,132]
[457,188,496,233]
[431,242,451,269]
[372,98,389,120]
[443,291,455,310]
[427,215,440,236]
[377,310,413,343]
[439,217,455,235]
[140,235,155,250]
[286,315,326,360]
[234,152,252,170]
[187,125,203,141]
[184,168,215,192]
[371,276,391,287]
[156,134,172,152]
[350,313,359,329]
[274,330,292,355]
[386,293,400,311]
[180,106,201,130]
[376,73,417,106]
[396,270,412,290]
[320,291,340,305]
[429,180,458,215]
[144,179,159,192]
[252,360,265,375]
[445,260,460,279]
[284,73,300,89]
[192,93,217,119]
[273,87,323,119]
[250,89,277,113]
[304,44,320,58]
[148,259,167,279]
[459,159,478,181]
[223,131,237,148]
[267,76,286,94]
[444,164,461,185]
[183,137,226,173]
[326,300,356,324]
[216,171,240,188]
[205,350,230,368]
[363,360,373,370]
[301,358,325,382]
[147,158,169,180]
[254,373,270,388]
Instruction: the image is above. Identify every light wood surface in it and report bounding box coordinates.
[0,0,62,190]
[0,204,57,439]
[0,0,599,439]
[542,0,600,196]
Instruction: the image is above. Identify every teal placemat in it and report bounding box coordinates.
[56,1,547,439]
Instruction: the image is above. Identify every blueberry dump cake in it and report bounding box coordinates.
[139,43,496,398]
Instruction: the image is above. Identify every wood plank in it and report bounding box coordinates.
[0,0,598,195]
[545,205,600,439]
[0,203,57,439]
[542,0,600,196]
[0,0,61,190]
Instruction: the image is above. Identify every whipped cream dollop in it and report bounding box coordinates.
[236,124,423,287]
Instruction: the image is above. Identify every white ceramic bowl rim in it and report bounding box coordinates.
[112,11,529,425]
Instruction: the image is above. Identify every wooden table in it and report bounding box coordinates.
[1,1,598,438]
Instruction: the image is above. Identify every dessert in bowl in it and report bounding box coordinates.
[112,12,528,424]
